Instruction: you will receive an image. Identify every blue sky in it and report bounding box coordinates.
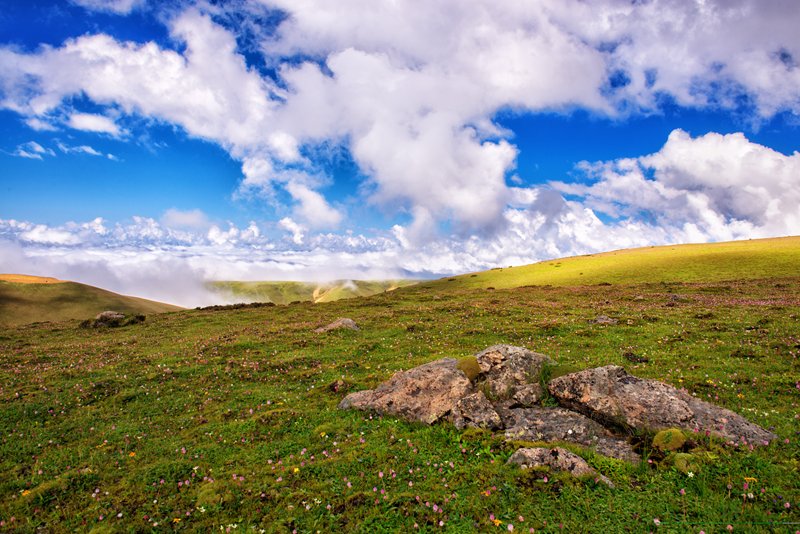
[1,0,799,306]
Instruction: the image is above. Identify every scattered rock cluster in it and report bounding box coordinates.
[339,344,776,481]
[80,310,145,328]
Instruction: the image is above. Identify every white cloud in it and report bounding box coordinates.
[25,117,58,131]
[71,0,145,15]
[67,112,121,136]
[19,225,83,245]
[279,216,305,245]
[553,129,800,241]
[12,141,55,160]
[161,208,211,230]
[285,182,343,229]
[56,141,114,158]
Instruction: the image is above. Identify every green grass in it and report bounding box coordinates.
[209,279,418,305]
[430,236,800,290]
[0,280,182,326]
[0,240,799,532]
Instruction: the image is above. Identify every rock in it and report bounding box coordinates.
[315,318,360,333]
[475,345,552,400]
[337,358,472,424]
[592,315,618,325]
[623,351,649,363]
[500,406,639,463]
[452,391,502,430]
[327,379,351,394]
[511,383,544,407]
[96,311,125,322]
[81,311,144,328]
[508,447,613,487]
[548,365,777,445]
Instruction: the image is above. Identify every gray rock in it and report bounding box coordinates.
[507,447,613,487]
[500,406,639,463]
[452,391,502,430]
[475,345,552,400]
[315,318,360,333]
[96,311,125,321]
[592,315,618,325]
[511,383,545,407]
[337,358,472,424]
[548,365,777,445]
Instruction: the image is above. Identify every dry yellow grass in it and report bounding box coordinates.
[0,274,65,284]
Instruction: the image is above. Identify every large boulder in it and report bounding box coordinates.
[338,358,472,424]
[500,406,639,463]
[475,345,552,401]
[548,365,776,445]
[508,447,613,487]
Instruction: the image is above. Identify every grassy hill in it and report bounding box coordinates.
[0,241,798,532]
[427,236,800,291]
[0,274,182,326]
[209,279,417,305]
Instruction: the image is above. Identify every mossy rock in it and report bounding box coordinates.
[652,428,687,452]
[195,482,234,507]
[671,453,700,474]
[456,356,481,382]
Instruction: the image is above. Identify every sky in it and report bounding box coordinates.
[1,0,799,306]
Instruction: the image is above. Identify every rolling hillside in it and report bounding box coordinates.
[209,279,418,305]
[0,274,182,326]
[424,236,800,291]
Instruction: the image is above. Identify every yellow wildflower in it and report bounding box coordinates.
[21,490,30,497]
[129,452,136,457]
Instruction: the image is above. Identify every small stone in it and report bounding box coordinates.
[314,318,360,333]
[508,447,613,487]
[592,315,618,325]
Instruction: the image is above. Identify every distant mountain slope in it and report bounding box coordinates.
[209,279,418,305]
[0,274,182,326]
[422,236,800,291]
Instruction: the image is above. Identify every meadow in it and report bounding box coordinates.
[0,239,799,532]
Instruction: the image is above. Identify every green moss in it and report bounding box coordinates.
[671,453,701,474]
[456,356,481,381]
[652,428,687,452]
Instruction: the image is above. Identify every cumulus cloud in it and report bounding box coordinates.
[554,129,800,242]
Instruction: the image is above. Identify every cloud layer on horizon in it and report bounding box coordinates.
[2,129,798,306]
